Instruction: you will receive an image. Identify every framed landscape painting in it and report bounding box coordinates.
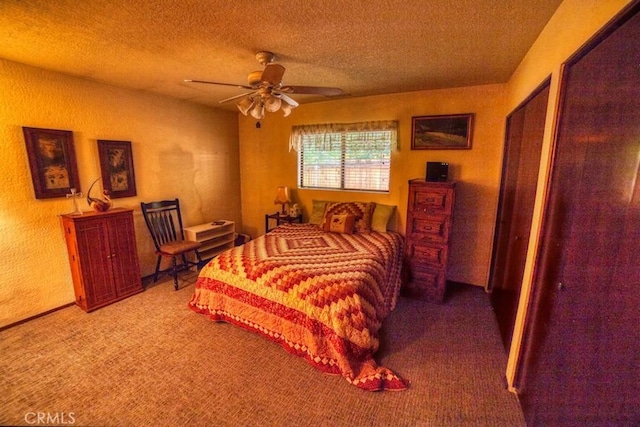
[97,140,137,198]
[22,127,80,199]
[411,114,474,150]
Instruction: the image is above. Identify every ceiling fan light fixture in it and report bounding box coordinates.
[280,100,296,117]
[264,95,282,113]
[189,51,343,119]
[250,101,265,119]
[237,97,255,116]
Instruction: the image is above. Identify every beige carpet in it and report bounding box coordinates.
[0,273,525,426]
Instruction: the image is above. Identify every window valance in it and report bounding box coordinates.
[289,120,398,151]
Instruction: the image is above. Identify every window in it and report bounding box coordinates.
[290,121,397,192]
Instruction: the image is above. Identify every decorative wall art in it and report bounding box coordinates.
[22,127,80,199]
[411,114,474,150]
[97,140,137,198]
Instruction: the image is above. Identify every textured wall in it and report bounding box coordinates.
[238,84,507,288]
[0,59,240,328]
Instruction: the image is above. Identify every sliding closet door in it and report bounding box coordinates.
[518,4,640,425]
[490,81,549,350]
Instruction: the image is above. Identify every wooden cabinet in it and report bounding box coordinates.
[61,208,143,312]
[404,180,456,303]
[183,220,235,263]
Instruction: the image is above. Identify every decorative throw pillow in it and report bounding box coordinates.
[321,201,375,233]
[309,200,330,225]
[324,214,356,234]
[371,204,397,232]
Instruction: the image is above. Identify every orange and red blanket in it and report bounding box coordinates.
[188,223,408,391]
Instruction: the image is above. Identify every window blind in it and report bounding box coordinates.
[293,121,396,192]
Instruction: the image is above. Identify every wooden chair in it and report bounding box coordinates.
[140,199,202,290]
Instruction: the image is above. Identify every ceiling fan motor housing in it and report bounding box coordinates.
[247,70,264,87]
[255,51,275,65]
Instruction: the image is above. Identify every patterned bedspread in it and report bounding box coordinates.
[188,223,408,391]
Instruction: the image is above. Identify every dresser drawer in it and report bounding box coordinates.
[411,187,454,215]
[409,267,442,287]
[403,267,446,302]
[406,241,448,268]
[408,215,450,242]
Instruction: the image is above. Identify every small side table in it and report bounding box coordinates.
[265,212,302,232]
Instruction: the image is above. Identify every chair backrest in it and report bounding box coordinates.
[140,199,186,251]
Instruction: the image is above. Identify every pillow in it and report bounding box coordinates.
[321,201,375,233]
[323,213,356,234]
[371,204,397,232]
[309,200,330,225]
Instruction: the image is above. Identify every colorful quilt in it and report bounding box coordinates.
[188,223,408,391]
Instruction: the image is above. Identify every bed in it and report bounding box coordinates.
[188,203,407,391]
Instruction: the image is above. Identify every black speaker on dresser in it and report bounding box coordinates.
[426,162,449,182]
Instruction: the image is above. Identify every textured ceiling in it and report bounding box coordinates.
[0,0,562,111]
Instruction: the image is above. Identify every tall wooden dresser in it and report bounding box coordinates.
[404,180,456,303]
[61,208,143,312]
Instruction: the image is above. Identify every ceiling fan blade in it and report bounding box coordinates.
[275,93,299,107]
[184,79,254,90]
[279,85,345,97]
[261,64,285,85]
[218,91,256,104]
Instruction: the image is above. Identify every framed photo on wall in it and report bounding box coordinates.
[97,140,137,198]
[411,114,474,150]
[22,127,80,199]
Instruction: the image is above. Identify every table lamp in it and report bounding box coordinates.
[274,186,291,216]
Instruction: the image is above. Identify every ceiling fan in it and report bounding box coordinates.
[185,51,345,119]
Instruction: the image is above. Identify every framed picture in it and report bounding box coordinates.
[97,140,137,198]
[22,127,80,199]
[411,114,474,150]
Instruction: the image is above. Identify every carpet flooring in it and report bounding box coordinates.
[0,273,525,426]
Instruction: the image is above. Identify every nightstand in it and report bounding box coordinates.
[265,212,302,232]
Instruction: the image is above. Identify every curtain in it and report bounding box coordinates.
[289,120,398,151]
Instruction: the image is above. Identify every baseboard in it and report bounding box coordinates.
[0,302,76,332]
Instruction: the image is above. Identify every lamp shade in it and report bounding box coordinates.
[274,186,291,215]
[274,186,291,205]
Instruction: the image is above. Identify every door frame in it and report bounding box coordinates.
[488,78,550,352]
[489,77,551,293]
[512,0,640,393]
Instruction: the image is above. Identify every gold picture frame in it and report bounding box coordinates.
[22,127,80,199]
[97,140,137,198]
[411,114,474,150]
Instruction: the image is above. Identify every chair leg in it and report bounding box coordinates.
[171,256,179,290]
[153,255,162,283]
